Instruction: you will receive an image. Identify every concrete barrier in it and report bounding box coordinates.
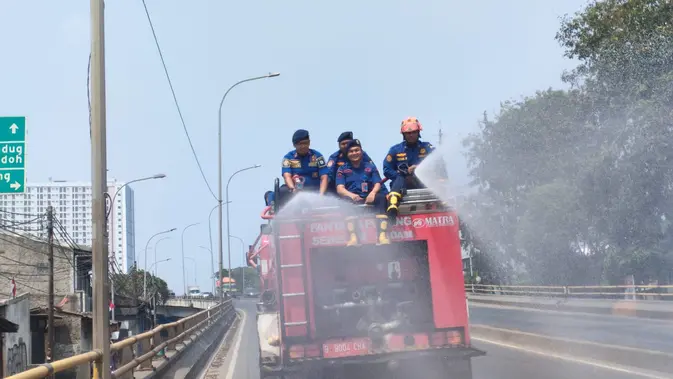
[471,324,673,375]
[467,294,673,321]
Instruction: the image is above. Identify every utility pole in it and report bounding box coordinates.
[152,294,157,327]
[46,206,54,367]
[90,0,111,377]
[110,277,115,322]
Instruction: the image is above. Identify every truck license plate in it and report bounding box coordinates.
[322,338,370,358]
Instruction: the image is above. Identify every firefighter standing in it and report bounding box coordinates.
[383,117,435,218]
[336,139,390,246]
[278,129,329,207]
[327,131,375,194]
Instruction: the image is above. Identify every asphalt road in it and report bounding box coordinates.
[209,300,657,379]
[469,303,673,354]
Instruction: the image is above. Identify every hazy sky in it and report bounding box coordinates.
[0,0,587,294]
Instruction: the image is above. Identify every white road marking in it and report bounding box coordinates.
[225,307,248,379]
[473,337,673,379]
[471,324,673,356]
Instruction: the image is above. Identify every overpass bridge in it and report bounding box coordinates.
[157,297,220,319]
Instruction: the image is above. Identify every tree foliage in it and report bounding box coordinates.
[463,0,673,285]
[112,268,170,305]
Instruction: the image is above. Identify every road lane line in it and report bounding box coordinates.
[225,307,248,379]
[473,337,673,379]
[472,324,673,356]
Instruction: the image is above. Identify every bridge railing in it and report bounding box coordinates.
[466,283,673,300]
[7,299,235,379]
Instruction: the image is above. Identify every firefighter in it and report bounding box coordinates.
[335,139,390,246]
[278,129,329,207]
[382,117,436,218]
[327,131,375,194]
[264,190,274,207]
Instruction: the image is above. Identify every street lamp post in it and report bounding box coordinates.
[229,235,246,290]
[199,245,213,291]
[184,256,197,286]
[208,204,217,294]
[144,228,176,300]
[226,165,260,292]
[218,72,279,300]
[153,237,170,277]
[106,174,166,219]
[207,201,230,294]
[148,258,171,277]
[105,174,166,275]
[148,258,171,328]
[181,222,200,295]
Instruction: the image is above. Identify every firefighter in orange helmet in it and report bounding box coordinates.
[382,117,436,218]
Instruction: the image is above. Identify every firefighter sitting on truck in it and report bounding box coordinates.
[335,139,391,246]
[327,131,374,194]
[278,129,329,208]
[383,117,436,218]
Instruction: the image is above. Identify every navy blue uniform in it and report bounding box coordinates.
[335,161,387,214]
[327,149,375,193]
[281,149,329,189]
[383,140,435,192]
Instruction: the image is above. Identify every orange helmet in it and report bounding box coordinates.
[400,117,423,133]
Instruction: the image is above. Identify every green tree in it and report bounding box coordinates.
[111,267,170,305]
[557,0,673,284]
[463,0,673,285]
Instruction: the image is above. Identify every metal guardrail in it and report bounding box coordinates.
[167,295,218,301]
[7,299,235,379]
[466,284,673,300]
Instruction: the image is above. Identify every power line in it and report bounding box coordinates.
[140,0,218,201]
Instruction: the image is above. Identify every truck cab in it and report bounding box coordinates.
[248,179,484,379]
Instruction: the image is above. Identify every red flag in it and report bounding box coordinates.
[11,278,16,298]
[109,299,115,312]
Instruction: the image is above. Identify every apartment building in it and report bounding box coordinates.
[0,179,136,272]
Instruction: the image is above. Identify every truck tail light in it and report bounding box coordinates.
[304,344,320,358]
[448,330,463,345]
[429,330,464,347]
[429,332,446,346]
[288,344,320,359]
[289,345,304,359]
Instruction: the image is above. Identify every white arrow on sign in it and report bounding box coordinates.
[10,181,21,190]
[9,123,18,134]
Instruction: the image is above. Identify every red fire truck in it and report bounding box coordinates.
[247,179,485,379]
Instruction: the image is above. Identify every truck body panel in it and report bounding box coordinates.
[250,187,484,378]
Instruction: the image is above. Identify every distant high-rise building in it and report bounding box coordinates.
[0,180,136,273]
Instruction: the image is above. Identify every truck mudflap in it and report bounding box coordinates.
[260,345,485,378]
[257,312,281,365]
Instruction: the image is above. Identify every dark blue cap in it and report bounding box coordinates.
[337,131,353,143]
[346,139,361,151]
[292,129,309,144]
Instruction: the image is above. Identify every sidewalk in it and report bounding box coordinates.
[467,294,673,320]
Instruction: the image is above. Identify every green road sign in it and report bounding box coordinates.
[0,117,26,141]
[0,117,26,193]
[0,170,24,193]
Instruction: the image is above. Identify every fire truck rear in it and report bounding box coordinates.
[248,180,485,378]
